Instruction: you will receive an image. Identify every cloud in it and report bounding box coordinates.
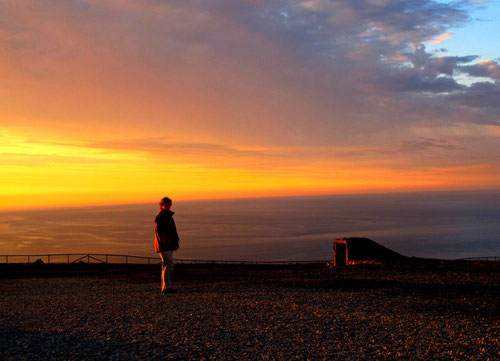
[84,138,300,168]
[448,82,500,112]
[377,70,466,93]
[407,47,478,77]
[399,137,465,152]
[0,0,499,186]
[459,60,500,80]
[0,1,493,130]
[428,31,453,45]
[87,138,278,159]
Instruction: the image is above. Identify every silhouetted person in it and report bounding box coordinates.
[155,197,179,294]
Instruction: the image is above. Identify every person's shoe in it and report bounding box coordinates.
[161,288,176,294]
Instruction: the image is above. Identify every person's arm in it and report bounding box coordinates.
[169,217,180,250]
[155,215,167,244]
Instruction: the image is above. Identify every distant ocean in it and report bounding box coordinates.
[1,191,499,261]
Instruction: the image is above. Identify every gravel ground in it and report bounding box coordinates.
[1,265,499,360]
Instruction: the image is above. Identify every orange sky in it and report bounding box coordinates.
[1,1,499,210]
[2,126,497,210]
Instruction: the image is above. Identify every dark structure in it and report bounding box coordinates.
[333,237,407,266]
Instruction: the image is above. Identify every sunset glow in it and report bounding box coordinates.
[1,0,499,210]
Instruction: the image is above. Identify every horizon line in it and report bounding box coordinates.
[2,187,500,213]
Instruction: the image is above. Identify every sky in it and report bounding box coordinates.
[1,0,499,210]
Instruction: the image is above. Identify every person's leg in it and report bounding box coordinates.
[159,251,174,291]
[165,250,174,289]
[159,251,168,291]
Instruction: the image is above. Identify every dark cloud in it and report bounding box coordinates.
[407,46,478,77]
[459,60,500,80]
[448,82,500,114]
[376,69,466,93]
[225,0,497,124]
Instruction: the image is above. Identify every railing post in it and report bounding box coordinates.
[87,255,90,264]
[67,254,70,263]
[6,255,8,264]
[28,255,30,264]
[48,255,50,264]
[106,255,108,264]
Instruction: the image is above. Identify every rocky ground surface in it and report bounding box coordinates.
[1,262,499,360]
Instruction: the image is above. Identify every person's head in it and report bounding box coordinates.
[159,197,172,210]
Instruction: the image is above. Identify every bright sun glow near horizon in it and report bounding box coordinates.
[1,0,500,210]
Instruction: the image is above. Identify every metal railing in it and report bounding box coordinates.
[2,253,498,265]
[457,256,499,262]
[0,253,329,265]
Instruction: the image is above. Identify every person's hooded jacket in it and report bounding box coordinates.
[154,209,180,253]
